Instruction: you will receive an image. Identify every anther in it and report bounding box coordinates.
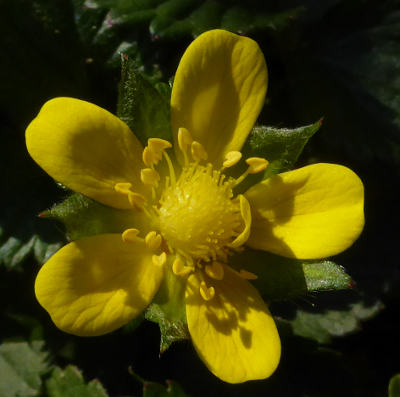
[114,182,133,195]
[128,192,146,210]
[142,146,154,167]
[141,168,160,186]
[205,261,224,280]
[178,127,193,152]
[191,141,208,162]
[245,157,269,174]
[143,138,172,167]
[122,228,140,243]
[239,269,258,280]
[199,281,215,301]
[223,151,242,168]
[148,138,172,152]
[114,183,146,209]
[145,231,162,250]
[152,252,167,267]
[230,195,252,248]
[172,256,193,276]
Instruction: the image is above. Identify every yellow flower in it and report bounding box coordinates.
[25,30,364,383]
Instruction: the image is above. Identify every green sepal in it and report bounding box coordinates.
[282,301,383,344]
[46,365,109,397]
[117,54,171,146]
[236,120,322,192]
[0,341,49,397]
[45,193,147,241]
[230,248,353,301]
[145,265,189,353]
[145,305,189,354]
[389,374,400,397]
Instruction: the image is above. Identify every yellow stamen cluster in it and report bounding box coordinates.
[115,128,268,301]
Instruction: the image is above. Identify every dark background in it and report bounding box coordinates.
[1,0,399,396]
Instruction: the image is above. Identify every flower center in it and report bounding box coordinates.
[158,163,241,263]
[115,128,268,300]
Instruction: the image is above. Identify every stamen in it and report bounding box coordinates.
[199,281,215,301]
[229,195,252,248]
[114,182,133,195]
[223,151,242,168]
[114,183,146,210]
[172,256,193,277]
[145,231,162,250]
[239,269,258,280]
[191,141,208,162]
[122,228,140,243]
[148,138,172,152]
[234,157,269,186]
[143,138,172,167]
[163,150,176,186]
[178,127,193,164]
[141,168,160,187]
[245,157,269,174]
[152,252,167,267]
[130,193,146,210]
[205,261,224,280]
[142,146,154,167]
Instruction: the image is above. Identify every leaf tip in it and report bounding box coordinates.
[38,211,50,218]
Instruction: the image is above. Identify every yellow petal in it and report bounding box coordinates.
[245,163,365,259]
[171,29,268,167]
[35,234,164,336]
[26,97,147,209]
[186,267,280,383]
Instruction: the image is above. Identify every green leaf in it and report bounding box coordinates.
[46,193,146,241]
[304,261,353,292]
[0,235,62,271]
[285,301,383,344]
[0,341,49,397]
[389,374,400,397]
[221,6,304,34]
[117,54,171,146]
[142,380,189,397]
[129,369,189,397]
[284,2,400,170]
[230,248,353,301]
[90,0,302,38]
[45,366,109,397]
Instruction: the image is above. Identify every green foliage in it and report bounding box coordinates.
[231,249,353,301]
[89,0,302,38]
[285,301,383,344]
[0,234,62,271]
[117,55,172,145]
[0,0,397,395]
[45,366,109,397]
[142,380,189,397]
[0,341,49,397]
[130,370,189,397]
[389,374,400,397]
